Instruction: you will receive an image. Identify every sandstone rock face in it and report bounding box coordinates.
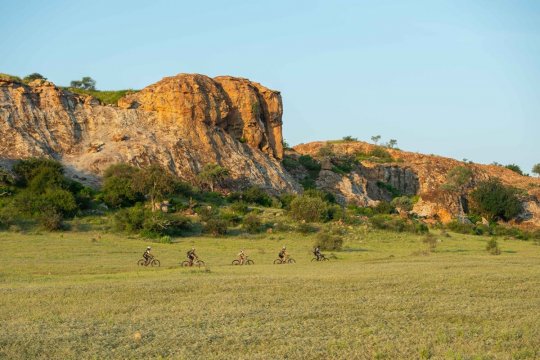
[293,141,540,226]
[0,75,297,192]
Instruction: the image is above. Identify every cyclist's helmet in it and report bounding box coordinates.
[147,246,151,250]
[282,246,286,250]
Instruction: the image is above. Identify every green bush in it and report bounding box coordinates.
[370,215,428,234]
[196,206,218,222]
[376,181,401,198]
[391,196,413,212]
[298,155,321,172]
[230,201,250,214]
[289,195,328,222]
[314,232,344,251]
[219,210,242,225]
[282,156,300,171]
[470,179,523,221]
[101,164,144,208]
[505,164,523,175]
[113,205,146,232]
[486,239,501,255]
[204,218,228,236]
[304,189,336,203]
[279,193,297,210]
[39,209,65,231]
[12,158,64,187]
[243,213,262,233]
[373,201,396,214]
[241,186,273,207]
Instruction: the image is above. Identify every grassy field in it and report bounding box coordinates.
[1,228,539,359]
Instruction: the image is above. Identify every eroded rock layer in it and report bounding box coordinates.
[0,74,297,192]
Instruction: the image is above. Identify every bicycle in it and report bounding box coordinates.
[232,256,254,265]
[273,257,296,264]
[311,254,329,262]
[137,257,161,267]
[181,258,205,267]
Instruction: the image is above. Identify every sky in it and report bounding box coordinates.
[1,0,539,173]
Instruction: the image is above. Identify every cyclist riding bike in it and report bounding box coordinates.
[143,246,153,263]
[186,247,198,265]
[278,246,288,262]
[313,246,322,261]
[237,249,247,265]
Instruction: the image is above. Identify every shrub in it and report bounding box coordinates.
[113,205,146,232]
[230,201,250,214]
[317,144,334,157]
[289,195,328,222]
[23,73,46,83]
[282,156,300,171]
[486,239,501,255]
[532,163,540,177]
[470,179,523,221]
[369,147,392,159]
[391,196,413,212]
[241,186,272,207]
[243,213,262,233]
[219,210,242,225]
[373,201,396,214]
[196,206,218,222]
[205,218,228,236]
[342,136,357,142]
[314,232,344,251]
[298,155,321,172]
[446,220,476,235]
[376,181,401,198]
[39,210,64,231]
[12,158,64,187]
[101,164,143,208]
[370,215,428,234]
[505,164,523,175]
[304,189,336,203]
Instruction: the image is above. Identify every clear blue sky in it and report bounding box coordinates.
[1,0,539,173]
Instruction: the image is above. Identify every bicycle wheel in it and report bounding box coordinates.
[181,260,191,267]
[288,258,296,264]
[196,260,205,267]
[311,258,317,262]
[151,259,160,267]
[322,257,329,261]
[137,259,146,266]
[246,259,254,265]
[232,260,240,265]
[273,259,283,264]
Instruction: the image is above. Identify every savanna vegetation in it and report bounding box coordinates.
[1,156,539,358]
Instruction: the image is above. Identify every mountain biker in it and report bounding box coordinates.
[278,246,288,262]
[313,246,322,261]
[143,246,153,263]
[186,247,198,264]
[237,249,246,264]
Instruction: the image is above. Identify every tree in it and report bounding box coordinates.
[70,76,96,90]
[470,179,522,221]
[23,73,46,83]
[197,164,230,192]
[101,164,144,208]
[532,163,540,177]
[371,135,381,145]
[386,139,398,149]
[133,165,177,211]
[289,195,328,222]
[505,164,523,175]
[342,135,357,142]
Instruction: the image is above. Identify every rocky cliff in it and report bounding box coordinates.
[0,74,298,192]
[292,141,540,227]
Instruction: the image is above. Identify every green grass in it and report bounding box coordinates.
[0,73,23,82]
[1,228,539,359]
[65,88,138,105]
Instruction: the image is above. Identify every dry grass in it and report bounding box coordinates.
[0,229,539,359]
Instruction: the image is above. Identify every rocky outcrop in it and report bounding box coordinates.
[0,74,297,192]
[293,141,540,227]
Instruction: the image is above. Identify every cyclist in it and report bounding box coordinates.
[186,247,198,265]
[237,249,247,265]
[278,246,288,262]
[313,246,323,261]
[142,246,153,264]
